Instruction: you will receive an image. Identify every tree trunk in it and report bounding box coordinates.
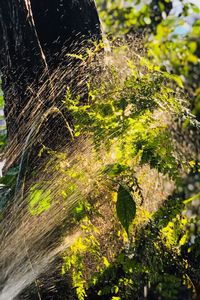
[0,0,101,170]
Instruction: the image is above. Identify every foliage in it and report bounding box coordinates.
[59,1,200,299]
[28,183,52,216]
[0,95,4,108]
[62,217,101,300]
[1,1,200,299]
[0,167,18,209]
[116,184,136,235]
[58,37,200,299]
[65,49,184,179]
[96,0,172,35]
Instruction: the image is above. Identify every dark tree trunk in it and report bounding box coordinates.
[0,0,101,170]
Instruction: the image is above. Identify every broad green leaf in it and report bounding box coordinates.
[29,185,52,215]
[116,184,136,235]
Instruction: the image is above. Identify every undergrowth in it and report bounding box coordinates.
[58,43,200,299]
[0,41,200,299]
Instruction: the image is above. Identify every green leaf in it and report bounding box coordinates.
[102,163,128,177]
[0,95,4,108]
[0,167,18,187]
[29,184,52,215]
[116,184,136,235]
[65,53,84,61]
[162,72,183,88]
[0,134,7,150]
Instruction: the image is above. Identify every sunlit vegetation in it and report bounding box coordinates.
[0,0,200,299]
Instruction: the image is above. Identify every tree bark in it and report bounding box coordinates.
[0,0,102,170]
